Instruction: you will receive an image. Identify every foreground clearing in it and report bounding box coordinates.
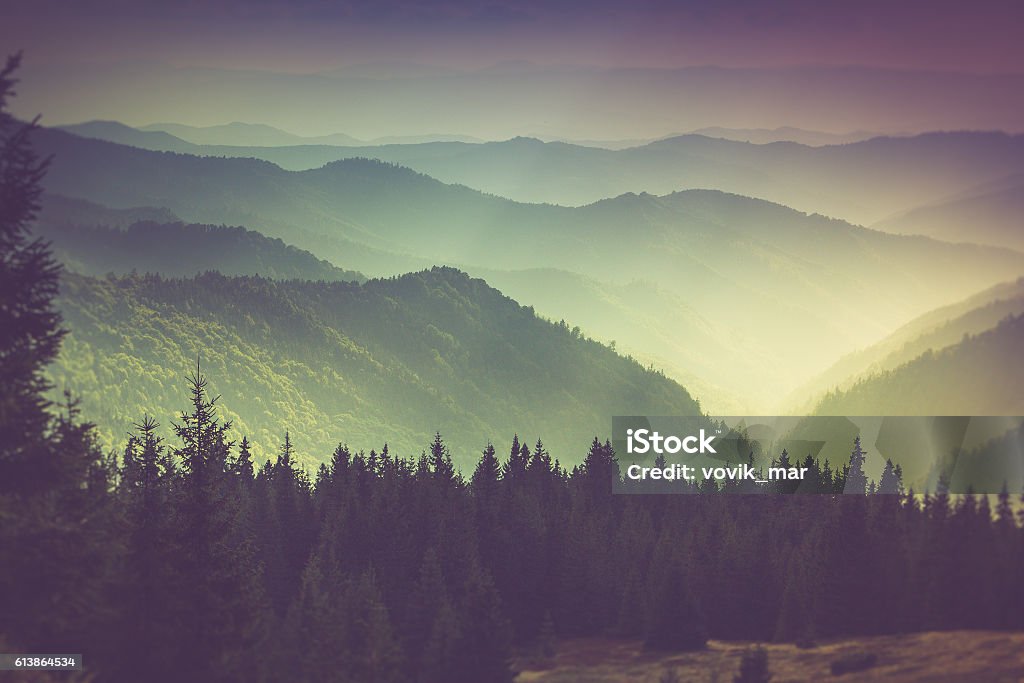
[516,631,1024,682]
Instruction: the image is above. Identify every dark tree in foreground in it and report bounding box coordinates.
[0,53,63,492]
[643,560,707,652]
[6,360,1024,683]
[0,53,117,662]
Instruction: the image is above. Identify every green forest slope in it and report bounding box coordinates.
[813,313,1024,416]
[32,129,1024,410]
[50,268,699,468]
[36,195,365,282]
[796,278,1024,413]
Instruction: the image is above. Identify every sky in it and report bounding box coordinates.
[3,0,1024,139]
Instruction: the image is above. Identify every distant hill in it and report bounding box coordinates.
[686,126,883,146]
[44,221,363,282]
[58,121,197,153]
[812,313,1024,416]
[794,278,1024,413]
[31,128,1024,411]
[137,121,481,147]
[473,268,778,414]
[53,124,1024,226]
[35,193,364,281]
[140,121,364,147]
[38,192,181,228]
[32,61,1024,164]
[873,176,1024,251]
[50,268,699,467]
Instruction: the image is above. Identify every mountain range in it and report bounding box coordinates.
[24,62,1024,145]
[795,277,1024,414]
[32,127,1024,413]
[874,175,1024,252]
[686,126,884,147]
[58,120,484,151]
[812,312,1024,417]
[55,122,1024,227]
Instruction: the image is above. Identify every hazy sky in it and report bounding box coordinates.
[4,0,1024,139]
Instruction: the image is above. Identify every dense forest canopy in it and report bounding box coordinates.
[814,313,1024,416]
[34,202,365,282]
[49,268,699,467]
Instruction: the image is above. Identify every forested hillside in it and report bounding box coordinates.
[874,175,1024,251]
[50,268,699,467]
[38,192,181,227]
[813,313,1024,416]
[795,278,1024,413]
[474,267,777,413]
[32,127,1024,411]
[36,215,365,282]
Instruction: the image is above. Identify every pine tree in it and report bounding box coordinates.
[471,442,501,497]
[528,438,553,479]
[472,443,503,577]
[877,458,902,494]
[168,367,268,682]
[261,430,314,615]
[502,436,531,484]
[283,552,349,682]
[278,430,295,472]
[453,561,515,682]
[231,434,255,479]
[995,481,1014,529]
[345,569,405,683]
[404,547,449,672]
[580,437,619,499]
[773,449,799,494]
[116,415,178,680]
[430,431,456,485]
[643,560,707,652]
[0,53,64,494]
[173,362,234,485]
[419,597,461,683]
[845,437,868,494]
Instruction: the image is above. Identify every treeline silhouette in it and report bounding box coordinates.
[5,367,1024,682]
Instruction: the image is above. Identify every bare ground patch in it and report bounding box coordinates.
[516,631,1024,683]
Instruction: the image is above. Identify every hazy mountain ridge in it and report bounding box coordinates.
[140,121,363,146]
[794,278,1024,413]
[35,216,366,284]
[139,120,483,146]
[24,62,1024,150]
[470,267,778,413]
[812,312,1024,416]
[58,121,198,153]
[50,122,1024,226]
[38,192,182,228]
[874,177,1024,251]
[32,127,1024,411]
[51,267,699,467]
[687,126,884,146]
